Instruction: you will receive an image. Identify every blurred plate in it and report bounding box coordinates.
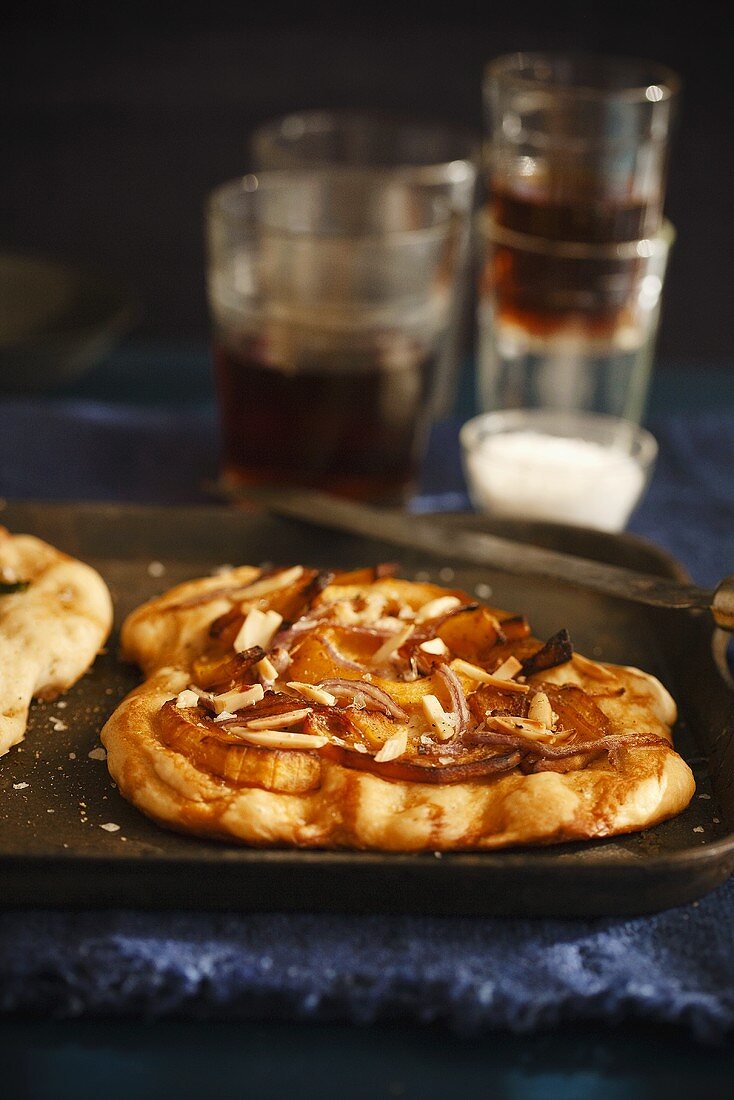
[0,252,133,393]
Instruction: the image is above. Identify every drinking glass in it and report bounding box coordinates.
[477,213,674,421]
[479,53,679,421]
[206,169,464,503]
[251,110,479,415]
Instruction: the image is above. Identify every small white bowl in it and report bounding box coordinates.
[460,409,658,532]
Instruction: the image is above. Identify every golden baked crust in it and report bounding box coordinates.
[103,565,695,851]
[0,527,113,756]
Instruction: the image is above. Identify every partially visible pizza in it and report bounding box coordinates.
[102,563,695,850]
[0,528,113,756]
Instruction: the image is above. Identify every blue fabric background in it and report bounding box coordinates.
[0,365,733,1040]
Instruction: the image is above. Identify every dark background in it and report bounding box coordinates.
[3,1,732,366]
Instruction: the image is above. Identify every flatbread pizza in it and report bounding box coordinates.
[102,564,695,850]
[0,527,113,756]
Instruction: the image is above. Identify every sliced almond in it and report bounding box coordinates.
[451,658,529,693]
[573,653,616,681]
[245,708,312,730]
[286,681,336,706]
[492,656,523,681]
[230,728,328,750]
[353,743,369,754]
[528,691,555,727]
[422,694,457,742]
[419,637,450,657]
[234,608,283,653]
[212,684,264,715]
[372,624,414,664]
[175,689,201,709]
[256,656,279,682]
[414,596,461,624]
[238,566,304,601]
[373,729,408,762]
[486,715,559,742]
[213,709,237,723]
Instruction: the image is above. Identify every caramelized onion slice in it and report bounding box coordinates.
[435,662,470,737]
[318,742,521,784]
[318,678,408,721]
[469,726,668,763]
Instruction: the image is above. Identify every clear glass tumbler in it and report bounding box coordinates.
[477,213,674,421]
[206,169,464,503]
[478,53,679,421]
[484,53,679,240]
[250,110,479,415]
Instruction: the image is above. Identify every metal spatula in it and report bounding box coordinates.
[216,485,734,634]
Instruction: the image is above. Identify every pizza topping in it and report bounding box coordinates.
[191,647,266,692]
[227,728,329,751]
[158,702,323,793]
[372,624,414,665]
[255,656,279,683]
[485,715,558,741]
[186,685,218,710]
[175,689,201,709]
[521,628,574,677]
[236,565,305,601]
[419,638,450,657]
[373,729,408,762]
[234,608,283,652]
[319,741,522,784]
[472,725,668,771]
[244,708,313,730]
[211,684,264,714]
[318,678,408,721]
[319,637,368,673]
[156,564,679,794]
[496,614,531,641]
[527,691,556,728]
[452,658,530,693]
[414,595,462,623]
[492,655,524,680]
[435,662,470,738]
[286,681,337,706]
[422,694,457,741]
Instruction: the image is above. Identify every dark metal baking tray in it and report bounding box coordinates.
[1,500,732,917]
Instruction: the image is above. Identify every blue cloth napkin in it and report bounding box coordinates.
[0,393,733,1040]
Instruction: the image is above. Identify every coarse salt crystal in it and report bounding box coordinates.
[100,822,121,832]
[88,747,107,761]
[13,782,29,790]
